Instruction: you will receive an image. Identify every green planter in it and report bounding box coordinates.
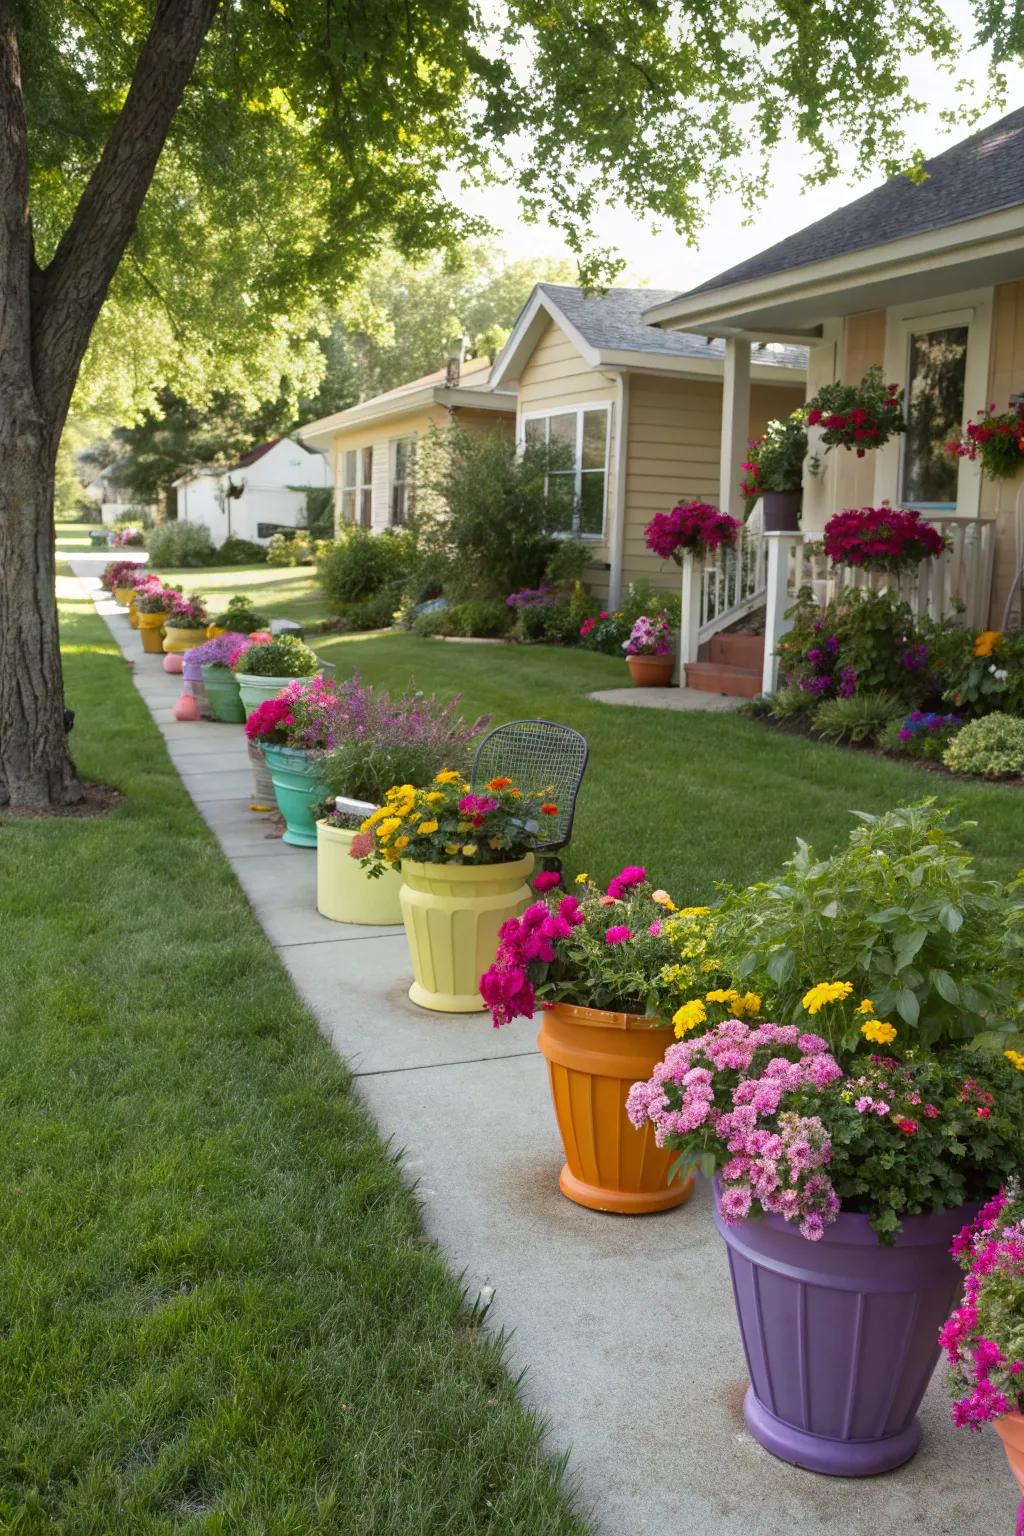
[236,660,335,719]
[201,665,246,724]
[262,745,329,848]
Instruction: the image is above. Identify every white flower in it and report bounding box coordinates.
[989,665,1009,681]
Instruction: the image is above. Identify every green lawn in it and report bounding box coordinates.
[310,632,1024,893]
[157,561,330,628]
[0,573,586,1534]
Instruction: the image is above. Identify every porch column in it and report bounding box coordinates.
[718,337,751,521]
[675,552,702,685]
[762,532,798,695]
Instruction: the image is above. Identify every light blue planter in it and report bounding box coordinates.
[261,744,329,848]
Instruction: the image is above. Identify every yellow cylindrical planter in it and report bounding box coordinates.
[399,854,534,1013]
[316,821,403,925]
[162,626,209,654]
[113,584,136,606]
[207,624,227,639]
[137,611,166,653]
[128,598,140,629]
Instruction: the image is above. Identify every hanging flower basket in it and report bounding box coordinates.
[644,501,740,564]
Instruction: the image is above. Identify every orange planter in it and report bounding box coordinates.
[626,653,675,687]
[537,1002,694,1214]
[994,1411,1024,1493]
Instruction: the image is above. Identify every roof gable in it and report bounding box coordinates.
[675,107,1024,303]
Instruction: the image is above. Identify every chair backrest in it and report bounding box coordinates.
[471,719,588,852]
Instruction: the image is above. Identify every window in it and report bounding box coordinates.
[901,326,969,508]
[341,446,373,527]
[390,436,415,525]
[522,405,609,536]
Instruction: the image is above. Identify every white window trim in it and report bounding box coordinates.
[518,401,612,540]
[873,288,993,519]
[341,446,374,527]
[389,434,416,526]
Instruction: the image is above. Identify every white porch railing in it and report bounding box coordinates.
[698,523,768,641]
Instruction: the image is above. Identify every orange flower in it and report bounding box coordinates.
[487,776,513,790]
[540,802,559,816]
[974,630,1002,658]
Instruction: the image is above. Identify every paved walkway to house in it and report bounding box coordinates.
[589,685,745,711]
[71,553,1013,1536]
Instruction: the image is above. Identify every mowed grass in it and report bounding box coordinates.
[157,561,330,628]
[311,631,1024,893]
[0,582,588,1535]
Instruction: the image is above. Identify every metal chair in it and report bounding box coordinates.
[471,718,588,855]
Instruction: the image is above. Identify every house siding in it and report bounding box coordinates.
[984,280,1024,624]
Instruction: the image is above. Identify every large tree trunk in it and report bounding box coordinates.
[0,0,219,808]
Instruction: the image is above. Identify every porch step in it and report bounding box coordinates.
[708,632,764,670]
[684,660,763,698]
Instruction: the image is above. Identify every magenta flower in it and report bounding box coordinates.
[533,870,563,893]
[604,925,632,945]
[606,864,646,900]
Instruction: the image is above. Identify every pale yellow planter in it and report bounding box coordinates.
[128,599,140,629]
[316,820,403,925]
[399,853,534,1013]
[113,584,136,606]
[162,626,209,654]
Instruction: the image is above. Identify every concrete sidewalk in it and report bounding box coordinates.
[72,554,1012,1536]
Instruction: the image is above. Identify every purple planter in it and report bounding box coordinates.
[714,1188,973,1476]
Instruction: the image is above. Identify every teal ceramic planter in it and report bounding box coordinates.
[262,744,329,847]
[201,665,246,723]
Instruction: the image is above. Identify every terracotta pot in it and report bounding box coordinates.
[137,610,166,653]
[995,1412,1024,1494]
[715,1188,976,1475]
[537,1003,694,1214]
[163,625,209,654]
[626,653,675,688]
[399,854,534,1013]
[317,819,403,924]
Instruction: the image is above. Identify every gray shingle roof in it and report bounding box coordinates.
[538,284,806,369]
[675,107,1024,302]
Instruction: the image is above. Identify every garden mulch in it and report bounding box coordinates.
[71,552,1018,1536]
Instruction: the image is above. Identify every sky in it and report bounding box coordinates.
[453,7,1024,293]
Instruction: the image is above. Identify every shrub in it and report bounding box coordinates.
[218,536,267,565]
[943,714,1024,779]
[946,629,1024,718]
[776,587,938,703]
[303,487,335,541]
[411,610,451,639]
[266,531,314,567]
[516,601,577,645]
[317,527,412,609]
[336,592,397,632]
[544,539,593,589]
[234,634,319,678]
[768,685,817,723]
[445,599,513,638]
[811,690,905,744]
[146,521,216,567]
[211,594,269,633]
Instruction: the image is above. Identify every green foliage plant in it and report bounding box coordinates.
[943,714,1024,779]
[234,635,319,679]
[317,528,412,611]
[218,537,268,566]
[146,521,217,568]
[740,411,808,501]
[212,595,269,633]
[811,691,905,744]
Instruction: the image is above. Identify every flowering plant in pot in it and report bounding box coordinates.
[134,584,179,651]
[622,613,674,687]
[244,677,347,846]
[359,772,553,1013]
[823,505,947,575]
[209,594,270,636]
[740,412,808,529]
[805,365,907,457]
[644,501,741,564]
[162,595,210,652]
[945,399,1024,481]
[113,526,145,548]
[315,682,488,926]
[234,633,323,716]
[629,802,1024,1474]
[188,632,265,723]
[483,865,718,1212]
[942,1181,1024,1525]
[101,558,142,599]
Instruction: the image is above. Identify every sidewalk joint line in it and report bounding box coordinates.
[352,1048,540,1079]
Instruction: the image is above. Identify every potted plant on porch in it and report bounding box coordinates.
[315,682,487,926]
[627,802,1024,1475]
[482,865,703,1213]
[740,412,808,531]
[623,612,675,686]
[244,676,347,846]
[359,772,551,1013]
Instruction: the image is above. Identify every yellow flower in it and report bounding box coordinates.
[394,835,410,850]
[462,843,477,857]
[857,999,874,1015]
[417,819,439,836]
[376,816,402,841]
[425,791,445,804]
[672,999,707,1038]
[444,843,460,856]
[739,992,762,1017]
[386,783,416,801]
[705,988,742,1006]
[488,837,502,849]
[860,1019,897,1044]
[1004,1049,1024,1073]
[840,1090,854,1104]
[802,981,854,1015]
[676,905,709,918]
[575,873,589,885]
[434,769,462,784]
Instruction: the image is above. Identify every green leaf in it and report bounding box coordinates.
[939,904,963,933]
[896,987,920,1025]
[933,970,960,1005]
[767,948,794,984]
[894,926,927,970]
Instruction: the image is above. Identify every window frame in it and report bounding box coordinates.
[874,290,993,520]
[389,434,416,526]
[519,401,611,540]
[340,445,374,527]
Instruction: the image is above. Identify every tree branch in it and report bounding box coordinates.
[32,0,221,437]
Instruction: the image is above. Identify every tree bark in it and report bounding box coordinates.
[0,0,219,807]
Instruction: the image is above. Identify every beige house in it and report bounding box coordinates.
[647,105,1024,674]
[298,355,515,531]
[489,284,805,603]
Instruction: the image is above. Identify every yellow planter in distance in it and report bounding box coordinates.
[113,584,136,606]
[128,598,140,629]
[162,626,209,654]
[316,821,403,925]
[137,610,166,653]
[399,853,534,1013]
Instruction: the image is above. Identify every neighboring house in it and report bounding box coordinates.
[173,437,329,547]
[84,461,154,527]
[490,284,806,602]
[297,355,516,532]
[646,106,1024,665]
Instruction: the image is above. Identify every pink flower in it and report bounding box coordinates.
[533,870,562,893]
[604,925,632,945]
[606,865,646,900]
[648,920,662,937]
